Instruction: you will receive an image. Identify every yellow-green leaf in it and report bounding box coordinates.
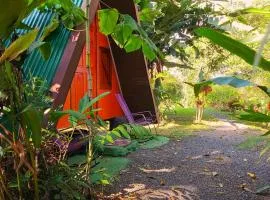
[0,29,39,63]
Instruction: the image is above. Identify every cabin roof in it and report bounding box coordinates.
[22,0,83,84]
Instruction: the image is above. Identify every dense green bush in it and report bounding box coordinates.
[206,85,241,111]
[153,72,183,113]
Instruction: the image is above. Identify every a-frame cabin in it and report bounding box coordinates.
[22,0,158,128]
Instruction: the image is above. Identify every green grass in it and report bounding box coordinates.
[157,107,217,139]
[220,110,267,131]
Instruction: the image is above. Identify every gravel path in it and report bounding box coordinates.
[102,120,270,200]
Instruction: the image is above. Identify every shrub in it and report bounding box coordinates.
[206,85,241,111]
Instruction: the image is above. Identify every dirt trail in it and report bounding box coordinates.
[102,120,270,200]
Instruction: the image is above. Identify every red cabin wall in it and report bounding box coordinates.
[57,16,123,129]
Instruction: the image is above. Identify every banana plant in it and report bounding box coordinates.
[186,75,270,122]
[51,91,110,186]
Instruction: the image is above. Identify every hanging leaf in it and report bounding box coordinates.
[39,42,51,60]
[142,41,156,61]
[121,14,139,31]
[211,76,254,88]
[124,35,143,53]
[195,28,270,72]
[40,18,60,41]
[0,29,39,63]
[111,23,133,48]
[98,9,119,35]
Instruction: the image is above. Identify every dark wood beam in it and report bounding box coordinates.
[51,0,100,108]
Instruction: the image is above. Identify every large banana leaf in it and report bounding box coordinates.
[0,29,38,63]
[195,28,270,72]
[192,76,255,97]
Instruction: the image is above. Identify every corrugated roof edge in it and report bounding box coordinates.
[22,0,83,84]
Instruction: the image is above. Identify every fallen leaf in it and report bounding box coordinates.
[240,183,247,189]
[247,172,256,179]
[215,156,224,161]
[160,179,166,186]
[212,172,218,177]
[239,183,254,193]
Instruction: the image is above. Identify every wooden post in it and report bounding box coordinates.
[86,0,93,98]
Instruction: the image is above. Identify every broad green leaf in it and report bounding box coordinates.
[105,135,114,143]
[0,29,39,63]
[39,42,51,60]
[195,28,270,72]
[122,14,139,31]
[98,9,119,35]
[112,23,133,48]
[21,105,42,148]
[142,41,156,61]
[116,126,130,139]
[124,35,142,53]
[111,130,121,138]
[211,76,254,88]
[192,76,254,97]
[40,18,60,41]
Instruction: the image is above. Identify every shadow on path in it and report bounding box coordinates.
[99,118,270,200]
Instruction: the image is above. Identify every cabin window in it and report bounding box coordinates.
[99,47,112,90]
